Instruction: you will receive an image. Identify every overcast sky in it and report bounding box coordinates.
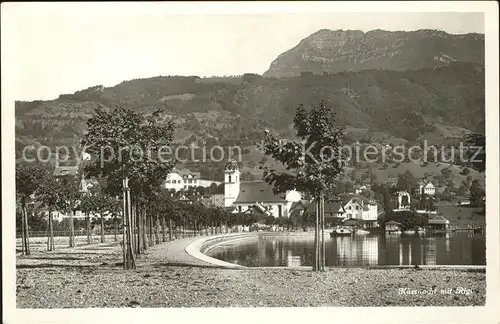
[2,3,486,101]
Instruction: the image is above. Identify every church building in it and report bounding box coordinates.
[223,161,302,218]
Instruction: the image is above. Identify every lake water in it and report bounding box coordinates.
[205,232,486,267]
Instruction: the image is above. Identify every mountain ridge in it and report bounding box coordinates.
[15,62,484,159]
[263,29,484,77]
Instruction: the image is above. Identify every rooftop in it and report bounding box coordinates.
[305,201,345,214]
[234,181,286,204]
[170,168,201,178]
[428,215,450,224]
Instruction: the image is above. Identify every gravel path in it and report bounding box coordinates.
[142,236,216,267]
[16,235,486,308]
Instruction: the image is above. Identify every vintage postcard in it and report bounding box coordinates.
[2,2,499,324]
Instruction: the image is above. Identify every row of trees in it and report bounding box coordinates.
[15,164,124,254]
[16,162,308,258]
[79,105,319,269]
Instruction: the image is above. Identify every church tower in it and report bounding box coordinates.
[224,160,240,207]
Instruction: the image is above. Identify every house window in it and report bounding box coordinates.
[278,205,282,217]
[229,175,232,183]
[348,206,352,210]
[356,206,359,210]
[238,206,242,212]
[166,180,171,183]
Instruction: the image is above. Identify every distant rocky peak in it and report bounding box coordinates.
[263,28,484,78]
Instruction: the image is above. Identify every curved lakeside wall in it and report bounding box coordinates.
[185,231,487,270]
[185,231,317,269]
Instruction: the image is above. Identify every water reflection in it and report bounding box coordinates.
[205,232,485,267]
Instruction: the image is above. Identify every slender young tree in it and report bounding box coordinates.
[79,195,95,244]
[82,105,175,269]
[58,173,83,247]
[263,100,346,272]
[37,173,66,251]
[16,165,47,255]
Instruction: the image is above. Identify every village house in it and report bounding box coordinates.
[296,194,379,227]
[416,179,436,197]
[428,215,450,230]
[335,193,378,222]
[392,191,412,210]
[385,220,403,233]
[164,169,201,191]
[164,169,221,192]
[223,161,302,217]
[354,183,371,195]
[303,200,346,219]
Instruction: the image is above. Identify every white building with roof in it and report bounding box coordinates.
[335,193,378,221]
[165,168,201,191]
[416,179,436,197]
[223,161,301,218]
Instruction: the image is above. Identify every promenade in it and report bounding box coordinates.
[16,234,486,308]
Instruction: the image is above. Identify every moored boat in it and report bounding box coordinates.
[330,228,353,237]
[354,229,370,235]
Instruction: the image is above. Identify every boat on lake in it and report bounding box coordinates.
[403,230,416,235]
[354,229,370,235]
[330,228,353,237]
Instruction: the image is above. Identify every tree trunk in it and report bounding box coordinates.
[114,216,118,242]
[122,187,127,268]
[161,215,166,242]
[194,220,197,237]
[148,213,154,246]
[313,199,319,271]
[100,209,105,243]
[320,194,325,272]
[131,198,136,254]
[169,219,173,241]
[86,212,91,244]
[69,208,75,248]
[155,215,160,244]
[142,204,147,252]
[211,223,214,235]
[174,222,178,239]
[49,210,55,251]
[124,178,136,270]
[136,202,141,254]
[20,206,26,255]
[23,206,30,255]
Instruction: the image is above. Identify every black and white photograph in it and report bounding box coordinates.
[2,2,499,323]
